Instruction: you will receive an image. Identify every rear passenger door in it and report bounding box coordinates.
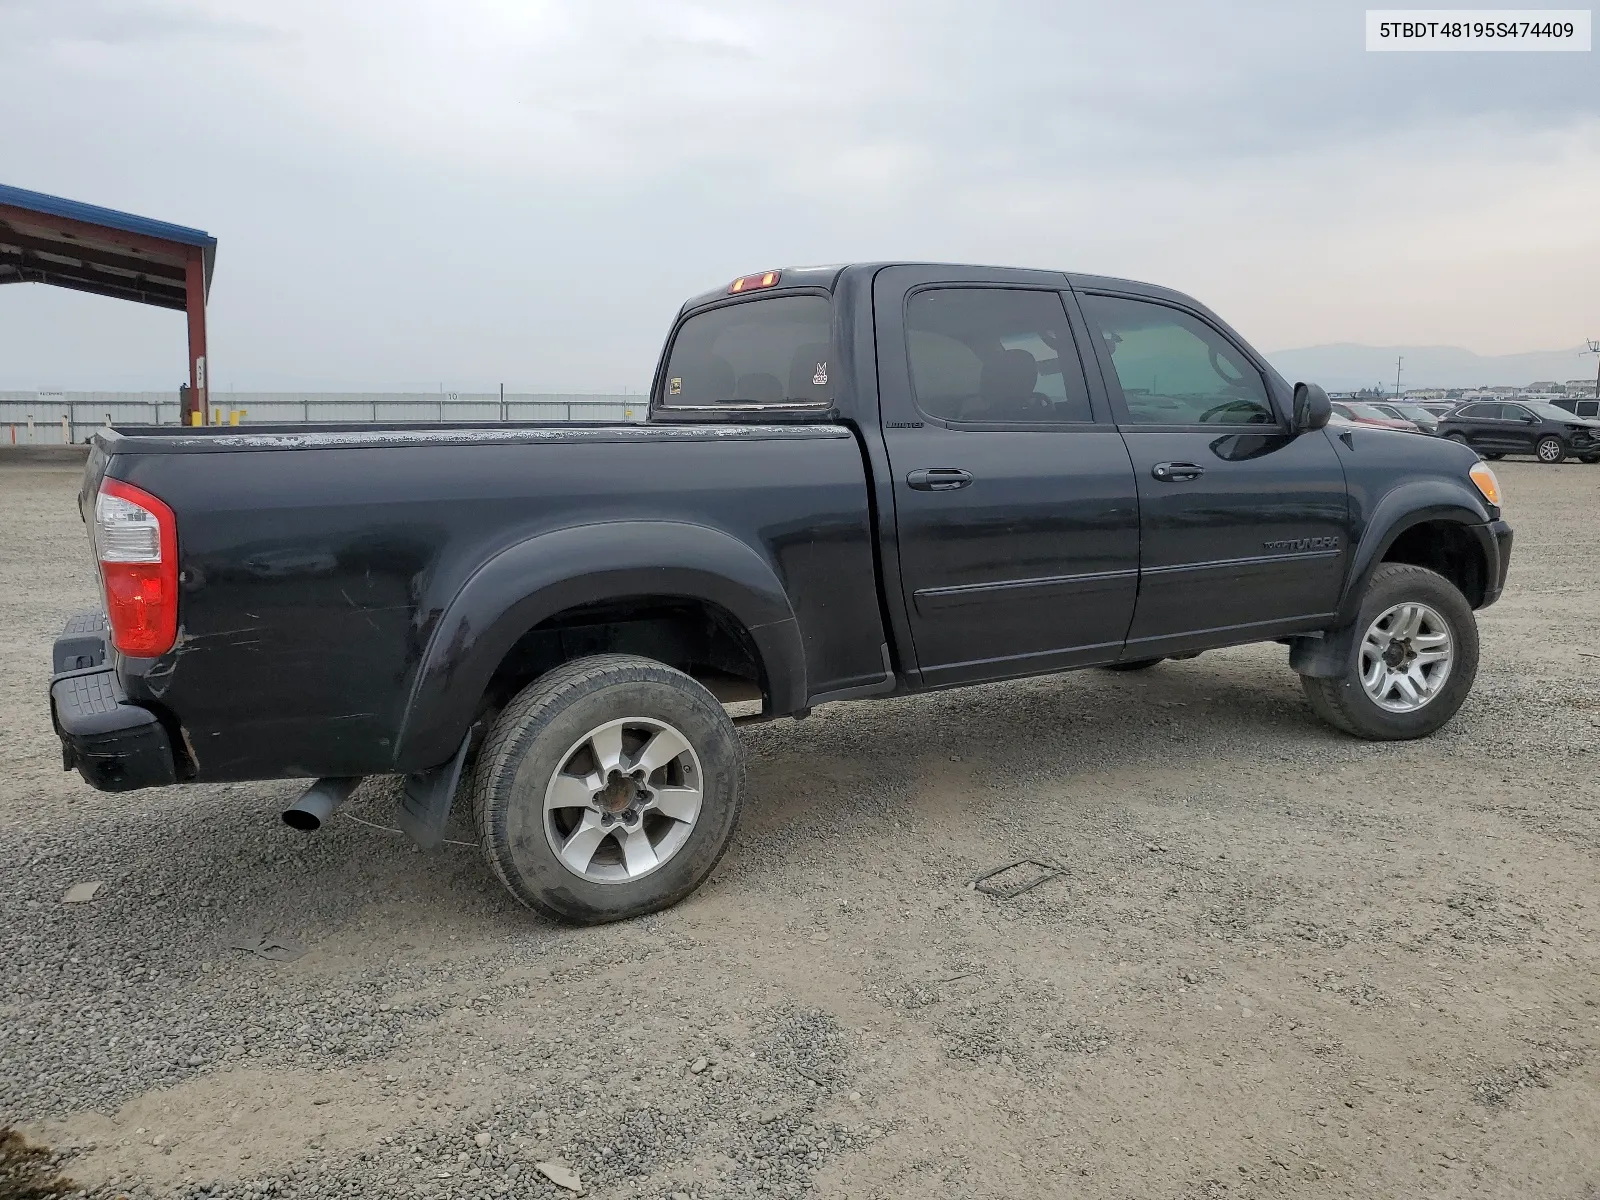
[1458,403,1510,451]
[873,266,1141,687]
[1076,290,1351,656]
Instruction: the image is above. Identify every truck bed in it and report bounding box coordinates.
[86,420,889,781]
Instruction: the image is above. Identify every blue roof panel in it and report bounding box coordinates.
[0,183,216,250]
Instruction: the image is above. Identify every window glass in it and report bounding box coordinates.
[661,295,833,407]
[905,289,1093,424]
[1455,403,1490,419]
[1081,295,1276,426]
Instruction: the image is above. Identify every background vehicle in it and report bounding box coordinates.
[1437,400,1600,464]
[1551,396,1600,420]
[1418,401,1462,419]
[1330,401,1421,432]
[1373,402,1440,434]
[49,263,1513,923]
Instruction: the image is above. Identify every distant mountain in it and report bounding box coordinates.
[1264,343,1597,392]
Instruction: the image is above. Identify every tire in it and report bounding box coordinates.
[1581,455,1600,465]
[1444,433,1469,447]
[1299,563,1479,741]
[1484,453,1504,461]
[1535,436,1566,464]
[1098,658,1164,672]
[471,654,744,925]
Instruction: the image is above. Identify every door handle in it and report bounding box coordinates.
[1151,461,1204,482]
[907,468,973,491]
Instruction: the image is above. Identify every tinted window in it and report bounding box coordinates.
[661,295,833,407]
[1454,403,1493,419]
[1081,295,1275,426]
[905,289,1093,424]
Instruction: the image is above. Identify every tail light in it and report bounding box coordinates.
[94,478,179,657]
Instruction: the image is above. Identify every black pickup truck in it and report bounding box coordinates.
[51,263,1513,923]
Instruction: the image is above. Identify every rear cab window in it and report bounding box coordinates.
[658,295,834,410]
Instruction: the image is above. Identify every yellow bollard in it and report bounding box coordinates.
[229,410,241,426]
[191,411,204,427]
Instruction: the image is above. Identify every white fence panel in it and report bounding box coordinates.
[3,391,644,445]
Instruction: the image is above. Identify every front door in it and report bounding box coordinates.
[1076,291,1351,658]
[874,267,1141,687]
[1499,403,1542,453]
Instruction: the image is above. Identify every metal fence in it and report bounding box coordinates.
[0,391,643,445]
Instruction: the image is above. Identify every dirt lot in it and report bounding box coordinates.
[2,458,1598,1200]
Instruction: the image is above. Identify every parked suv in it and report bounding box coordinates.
[1437,400,1600,464]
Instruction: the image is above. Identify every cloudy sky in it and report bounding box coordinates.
[2,0,1596,392]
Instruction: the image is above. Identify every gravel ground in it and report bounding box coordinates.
[3,458,1598,1200]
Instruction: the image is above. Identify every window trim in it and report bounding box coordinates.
[1077,289,1286,434]
[899,283,1104,431]
[651,287,839,416]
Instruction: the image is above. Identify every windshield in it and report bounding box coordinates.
[1391,404,1434,419]
[1349,403,1402,420]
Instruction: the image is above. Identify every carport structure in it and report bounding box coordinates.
[0,183,216,424]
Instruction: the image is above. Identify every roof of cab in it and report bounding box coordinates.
[678,262,1203,315]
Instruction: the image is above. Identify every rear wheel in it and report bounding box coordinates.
[471,654,744,924]
[1483,453,1504,461]
[1445,433,1469,447]
[1099,658,1163,672]
[1300,564,1478,741]
[1535,436,1566,464]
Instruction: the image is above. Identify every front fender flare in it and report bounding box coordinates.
[1293,481,1495,680]
[1335,482,1493,627]
[393,521,805,771]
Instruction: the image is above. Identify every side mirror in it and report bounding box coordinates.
[1293,382,1332,432]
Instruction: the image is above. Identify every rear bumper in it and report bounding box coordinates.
[49,612,178,792]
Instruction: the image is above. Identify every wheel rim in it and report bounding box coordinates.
[1359,602,1454,713]
[1538,439,1561,462]
[542,717,703,884]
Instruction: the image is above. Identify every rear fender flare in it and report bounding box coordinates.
[393,521,804,771]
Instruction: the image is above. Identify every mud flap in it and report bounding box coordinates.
[1288,625,1358,679]
[397,732,472,850]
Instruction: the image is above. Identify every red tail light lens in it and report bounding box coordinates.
[95,478,178,657]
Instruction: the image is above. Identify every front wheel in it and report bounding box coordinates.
[470,654,744,924]
[1535,436,1566,464]
[1444,433,1469,447]
[1299,564,1479,741]
[1580,455,1599,465]
[1483,453,1504,461]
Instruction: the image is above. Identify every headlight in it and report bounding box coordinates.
[1469,461,1501,508]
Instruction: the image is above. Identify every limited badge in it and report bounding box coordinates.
[669,377,682,396]
[812,362,828,386]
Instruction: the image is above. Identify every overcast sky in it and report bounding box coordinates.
[2,0,1597,392]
